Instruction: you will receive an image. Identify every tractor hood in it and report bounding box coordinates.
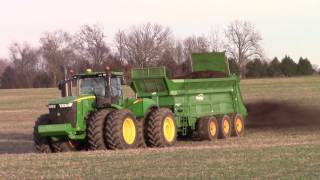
[48,95,96,105]
[48,96,77,105]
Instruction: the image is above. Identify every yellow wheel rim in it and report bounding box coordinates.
[163,116,175,143]
[122,117,136,145]
[209,121,217,136]
[223,118,230,134]
[235,117,243,133]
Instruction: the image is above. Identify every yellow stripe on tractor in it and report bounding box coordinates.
[73,96,96,102]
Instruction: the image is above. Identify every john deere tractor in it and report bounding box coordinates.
[34,52,247,153]
[34,67,156,153]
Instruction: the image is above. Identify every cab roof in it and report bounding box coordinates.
[73,71,123,79]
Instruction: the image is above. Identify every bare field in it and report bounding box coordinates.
[0,76,320,179]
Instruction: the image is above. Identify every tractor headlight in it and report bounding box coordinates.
[59,103,73,108]
[47,104,56,109]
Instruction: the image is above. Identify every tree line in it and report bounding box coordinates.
[0,21,318,89]
[238,56,316,78]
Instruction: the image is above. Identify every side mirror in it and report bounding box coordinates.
[58,81,62,90]
[58,80,67,97]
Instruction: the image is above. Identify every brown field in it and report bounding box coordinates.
[0,76,320,179]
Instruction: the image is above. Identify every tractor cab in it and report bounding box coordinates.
[58,68,124,106]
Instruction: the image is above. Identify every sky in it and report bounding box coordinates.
[0,0,319,65]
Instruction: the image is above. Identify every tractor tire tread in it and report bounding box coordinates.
[33,114,52,153]
[87,108,114,150]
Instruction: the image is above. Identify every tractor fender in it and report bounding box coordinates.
[110,104,124,110]
[128,98,158,118]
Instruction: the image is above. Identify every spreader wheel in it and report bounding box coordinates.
[145,108,177,147]
[87,108,114,150]
[33,114,53,153]
[218,115,232,139]
[104,109,139,149]
[231,114,245,137]
[197,116,219,140]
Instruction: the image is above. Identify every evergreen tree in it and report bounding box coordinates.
[297,57,313,75]
[280,56,297,76]
[267,57,282,77]
[246,58,268,78]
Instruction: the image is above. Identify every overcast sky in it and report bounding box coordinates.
[1,0,319,65]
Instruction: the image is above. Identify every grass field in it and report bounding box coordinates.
[0,76,320,179]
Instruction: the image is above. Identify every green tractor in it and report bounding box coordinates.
[34,52,247,153]
[34,67,154,152]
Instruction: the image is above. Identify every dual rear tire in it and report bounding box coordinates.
[104,109,143,149]
[144,108,177,147]
[103,108,178,149]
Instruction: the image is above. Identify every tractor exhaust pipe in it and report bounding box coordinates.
[59,66,69,97]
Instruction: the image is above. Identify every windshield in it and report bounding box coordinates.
[79,77,105,97]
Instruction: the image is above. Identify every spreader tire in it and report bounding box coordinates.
[33,114,53,153]
[104,109,139,149]
[218,115,232,139]
[197,116,219,141]
[87,108,114,150]
[145,108,177,147]
[231,114,245,137]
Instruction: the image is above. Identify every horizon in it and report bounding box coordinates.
[0,0,319,65]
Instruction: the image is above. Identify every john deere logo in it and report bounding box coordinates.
[196,94,204,101]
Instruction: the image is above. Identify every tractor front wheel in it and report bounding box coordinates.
[33,114,53,153]
[145,108,177,147]
[51,139,79,152]
[104,109,139,149]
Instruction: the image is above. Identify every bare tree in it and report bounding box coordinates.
[9,42,40,88]
[114,30,126,65]
[208,28,224,52]
[0,58,8,76]
[182,35,210,72]
[183,35,210,54]
[169,40,184,65]
[312,64,319,73]
[75,24,111,70]
[40,31,75,86]
[225,20,263,77]
[114,23,173,68]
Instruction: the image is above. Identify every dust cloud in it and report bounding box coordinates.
[245,101,320,127]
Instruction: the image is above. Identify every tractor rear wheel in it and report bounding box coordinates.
[145,108,177,147]
[218,115,232,139]
[51,139,78,152]
[104,109,139,149]
[33,114,53,153]
[137,118,146,148]
[197,116,219,140]
[87,108,114,150]
[231,114,245,137]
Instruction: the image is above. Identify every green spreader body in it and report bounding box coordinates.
[131,52,247,136]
